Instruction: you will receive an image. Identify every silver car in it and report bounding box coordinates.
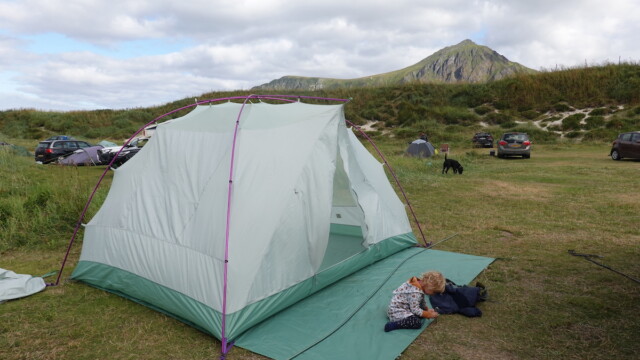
[497,132,531,159]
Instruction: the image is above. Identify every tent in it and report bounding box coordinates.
[70,98,420,352]
[58,145,103,166]
[406,139,436,158]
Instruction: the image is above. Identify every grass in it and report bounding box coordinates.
[1,141,639,360]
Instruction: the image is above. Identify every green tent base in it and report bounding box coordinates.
[234,247,494,360]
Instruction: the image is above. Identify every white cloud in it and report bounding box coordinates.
[0,0,638,110]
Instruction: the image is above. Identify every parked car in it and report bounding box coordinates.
[97,137,149,167]
[34,139,92,164]
[497,132,531,158]
[472,132,494,148]
[610,131,640,160]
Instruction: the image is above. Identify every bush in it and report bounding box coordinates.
[582,128,618,142]
[499,121,517,128]
[554,103,573,112]
[510,126,560,142]
[606,118,625,130]
[474,105,493,115]
[520,110,540,120]
[484,112,510,125]
[562,113,586,131]
[589,108,608,116]
[583,116,605,129]
[565,131,582,138]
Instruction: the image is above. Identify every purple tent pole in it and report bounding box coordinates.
[220,95,255,354]
[345,120,428,246]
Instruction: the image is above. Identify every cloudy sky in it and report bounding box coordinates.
[0,0,638,111]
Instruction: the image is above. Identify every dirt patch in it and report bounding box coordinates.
[480,180,555,202]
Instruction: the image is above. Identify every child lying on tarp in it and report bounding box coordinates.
[384,271,445,332]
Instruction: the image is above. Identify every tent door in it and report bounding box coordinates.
[318,154,366,271]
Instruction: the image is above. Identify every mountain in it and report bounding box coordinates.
[252,39,537,91]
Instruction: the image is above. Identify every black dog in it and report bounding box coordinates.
[442,154,463,174]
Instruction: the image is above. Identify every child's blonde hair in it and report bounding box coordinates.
[420,271,445,294]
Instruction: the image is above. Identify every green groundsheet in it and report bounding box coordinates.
[234,247,494,359]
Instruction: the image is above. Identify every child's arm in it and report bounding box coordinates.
[409,294,438,319]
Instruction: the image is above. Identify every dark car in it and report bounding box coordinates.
[610,131,640,160]
[97,137,149,167]
[472,132,494,148]
[34,140,92,164]
[497,132,531,159]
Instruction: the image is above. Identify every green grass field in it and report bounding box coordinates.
[1,141,639,360]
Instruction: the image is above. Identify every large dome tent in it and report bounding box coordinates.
[57,95,429,357]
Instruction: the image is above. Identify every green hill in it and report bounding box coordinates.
[252,39,537,91]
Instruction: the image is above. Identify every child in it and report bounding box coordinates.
[384,271,445,332]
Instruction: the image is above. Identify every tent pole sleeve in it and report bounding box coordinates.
[345,120,428,246]
[221,94,260,353]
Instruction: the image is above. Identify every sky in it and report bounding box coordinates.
[0,0,638,111]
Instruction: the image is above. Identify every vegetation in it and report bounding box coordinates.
[1,63,639,149]
[2,142,639,359]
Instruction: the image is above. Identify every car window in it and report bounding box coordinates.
[78,141,90,148]
[65,142,78,149]
[631,133,640,142]
[36,143,48,149]
[621,133,632,141]
[52,142,63,149]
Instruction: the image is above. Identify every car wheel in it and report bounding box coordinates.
[611,150,621,160]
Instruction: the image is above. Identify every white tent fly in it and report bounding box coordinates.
[70,96,419,349]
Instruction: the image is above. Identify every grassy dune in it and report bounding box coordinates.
[1,140,638,359]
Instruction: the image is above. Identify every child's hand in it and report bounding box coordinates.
[425,309,439,319]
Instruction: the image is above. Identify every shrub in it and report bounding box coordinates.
[562,113,586,131]
[553,103,573,112]
[589,108,608,116]
[565,131,582,138]
[393,128,419,139]
[474,105,493,115]
[583,116,605,129]
[499,121,517,128]
[484,112,510,125]
[582,128,618,142]
[606,118,625,130]
[520,110,540,120]
[510,126,560,142]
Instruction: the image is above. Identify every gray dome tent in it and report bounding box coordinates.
[406,139,436,158]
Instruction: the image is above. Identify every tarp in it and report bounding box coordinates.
[58,145,103,166]
[406,139,436,158]
[235,248,494,359]
[0,268,46,302]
